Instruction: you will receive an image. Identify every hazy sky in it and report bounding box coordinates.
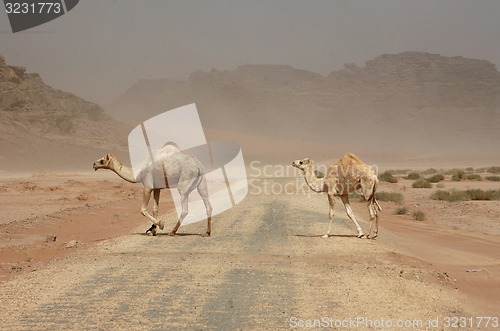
[1,0,499,104]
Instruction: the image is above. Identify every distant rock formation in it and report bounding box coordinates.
[110,52,500,158]
[0,54,129,171]
[328,52,500,109]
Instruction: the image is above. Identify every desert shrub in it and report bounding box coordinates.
[422,168,438,175]
[395,206,409,215]
[412,211,426,221]
[405,172,421,180]
[412,179,432,188]
[430,189,500,202]
[465,174,482,181]
[465,167,474,172]
[451,170,466,181]
[487,166,500,174]
[436,183,445,188]
[379,171,398,183]
[486,175,500,181]
[427,174,445,183]
[375,191,404,204]
[430,189,469,202]
[466,189,500,201]
[387,169,411,175]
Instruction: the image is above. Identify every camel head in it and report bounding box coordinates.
[93,154,115,171]
[292,158,312,172]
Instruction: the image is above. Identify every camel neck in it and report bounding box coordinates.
[110,159,136,183]
[304,164,325,193]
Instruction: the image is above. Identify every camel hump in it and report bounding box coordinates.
[341,153,362,163]
[163,141,180,149]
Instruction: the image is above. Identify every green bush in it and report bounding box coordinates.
[375,191,404,204]
[486,175,500,181]
[405,172,421,180]
[379,171,398,183]
[412,210,426,221]
[395,207,409,215]
[412,179,432,188]
[427,174,445,183]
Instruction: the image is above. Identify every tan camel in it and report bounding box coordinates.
[93,143,212,237]
[292,153,381,239]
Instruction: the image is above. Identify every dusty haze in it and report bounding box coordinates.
[1,1,500,105]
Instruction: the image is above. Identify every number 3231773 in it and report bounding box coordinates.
[5,2,62,14]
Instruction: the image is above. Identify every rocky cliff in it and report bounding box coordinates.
[0,55,129,171]
[110,52,500,159]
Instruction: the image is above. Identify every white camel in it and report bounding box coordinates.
[292,153,381,239]
[93,142,212,237]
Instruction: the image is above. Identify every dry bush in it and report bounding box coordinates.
[430,189,500,202]
[465,174,482,181]
[412,210,426,221]
[379,171,398,183]
[395,206,409,215]
[486,175,500,181]
[487,166,500,174]
[412,179,432,188]
[405,172,421,180]
[375,191,404,204]
[427,174,445,183]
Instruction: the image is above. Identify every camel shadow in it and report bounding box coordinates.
[294,234,360,238]
[135,232,203,237]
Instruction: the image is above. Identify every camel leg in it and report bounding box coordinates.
[153,189,164,230]
[371,198,381,239]
[141,188,159,236]
[340,195,364,238]
[367,201,376,239]
[197,177,212,237]
[323,194,336,238]
[168,192,189,236]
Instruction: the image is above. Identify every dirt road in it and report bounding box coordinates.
[5,173,498,330]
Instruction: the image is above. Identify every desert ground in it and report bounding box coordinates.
[0,163,499,329]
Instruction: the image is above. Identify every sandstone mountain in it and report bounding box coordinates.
[110,52,500,162]
[0,55,128,171]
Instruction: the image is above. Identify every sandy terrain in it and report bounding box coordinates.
[0,168,499,329]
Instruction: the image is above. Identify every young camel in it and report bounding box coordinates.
[292,153,381,239]
[93,143,212,237]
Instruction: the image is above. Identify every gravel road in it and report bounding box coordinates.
[0,182,474,330]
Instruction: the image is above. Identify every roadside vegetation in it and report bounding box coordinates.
[486,175,500,181]
[412,179,432,188]
[427,174,445,183]
[412,210,426,221]
[430,189,500,202]
[394,206,408,215]
[379,171,398,183]
[375,191,404,204]
[405,172,421,180]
